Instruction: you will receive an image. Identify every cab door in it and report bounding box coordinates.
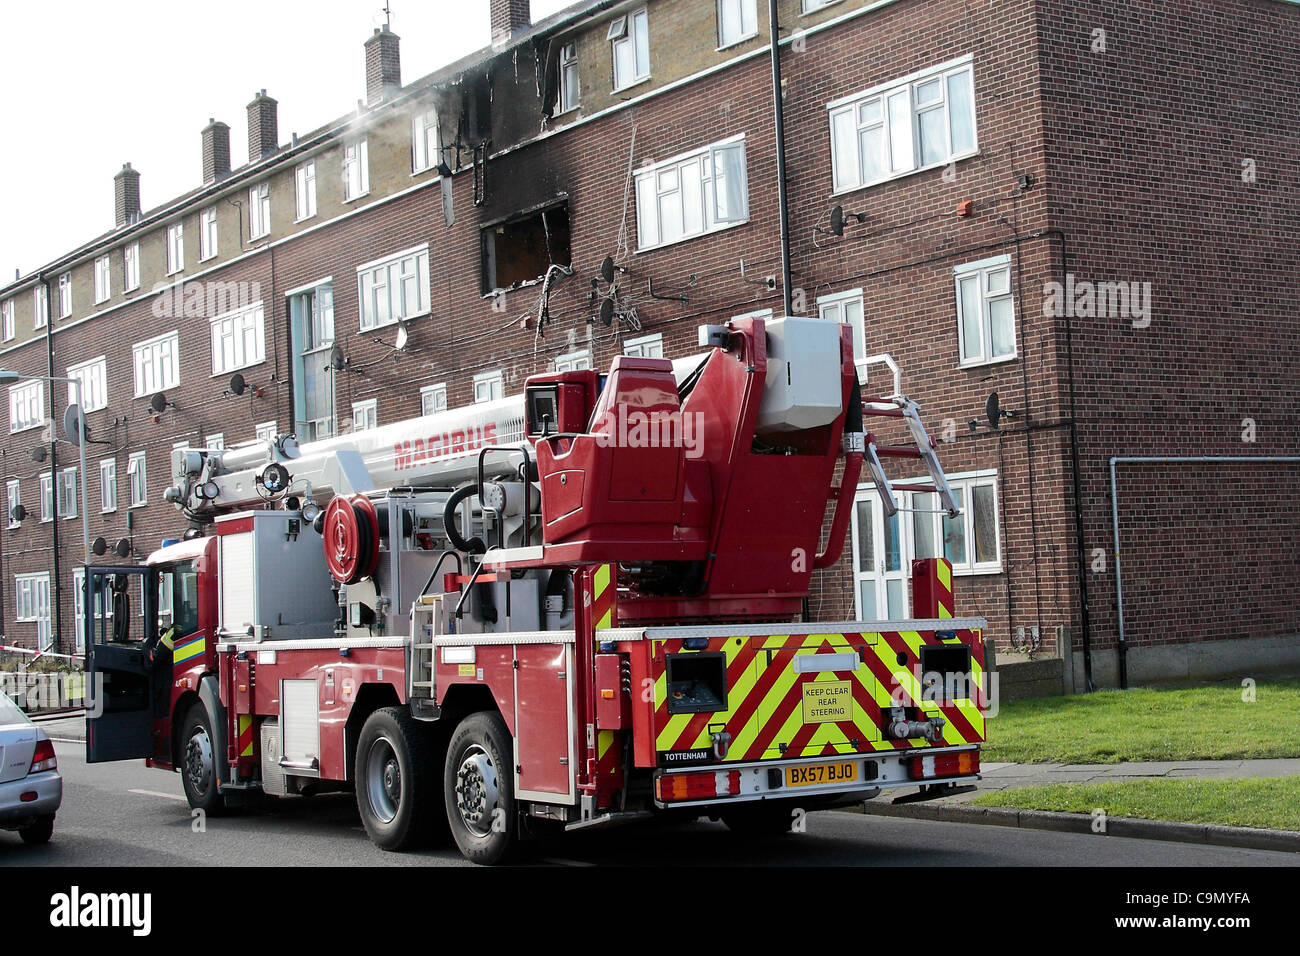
[85,566,160,762]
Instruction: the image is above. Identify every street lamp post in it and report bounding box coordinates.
[0,370,92,563]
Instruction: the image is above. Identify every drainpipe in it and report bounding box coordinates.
[1109,455,1300,690]
[40,273,63,653]
[768,0,793,316]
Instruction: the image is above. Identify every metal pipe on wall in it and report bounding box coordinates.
[1109,455,1300,690]
[768,0,793,316]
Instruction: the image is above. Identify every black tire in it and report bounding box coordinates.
[180,704,227,815]
[721,801,798,836]
[355,706,443,851]
[444,711,516,865]
[18,815,54,845]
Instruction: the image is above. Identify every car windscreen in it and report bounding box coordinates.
[0,693,29,725]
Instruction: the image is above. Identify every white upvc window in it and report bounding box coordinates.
[199,206,219,260]
[1,299,12,341]
[828,57,977,194]
[554,349,592,372]
[357,245,430,331]
[343,138,370,201]
[128,451,147,507]
[100,459,117,513]
[802,0,841,12]
[39,473,53,523]
[210,302,266,375]
[352,399,377,432]
[249,183,271,239]
[33,285,49,329]
[206,433,224,451]
[256,421,278,442]
[6,479,19,528]
[58,272,72,318]
[717,0,758,48]
[14,572,50,625]
[412,109,440,173]
[907,473,1002,574]
[9,380,43,434]
[124,243,140,292]
[67,356,108,413]
[166,223,184,275]
[610,8,650,91]
[93,255,111,304]
[635,135,749,251]
[57,467,77,519]
[295,161,317,221]
[420,383,448,417]
[954,254,1016,366]
[133,330,180,397]
[623,333,664,359]
[559,42,580,113]
[473,371,504,404]
[817,289,867,375]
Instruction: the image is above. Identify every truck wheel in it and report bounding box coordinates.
[180,705,227,815]
[721,802,798,836]
[444,711,516,865]
[18,815,54,845]
[356,706,440,851]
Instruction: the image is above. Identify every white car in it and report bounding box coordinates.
[0,692,62,844]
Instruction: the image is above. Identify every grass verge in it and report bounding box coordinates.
[972,776,1300,831]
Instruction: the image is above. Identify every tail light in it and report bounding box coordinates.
[655,769,741,803]
[909,749,978,781]
[30,738,57,774]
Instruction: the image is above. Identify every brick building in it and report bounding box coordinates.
[2,0,1297,691]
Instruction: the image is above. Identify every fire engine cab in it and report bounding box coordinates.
[84,315,988,864]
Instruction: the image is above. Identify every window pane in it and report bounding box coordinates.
[855,499,874,569]
[882,507,901,572]
[972,484,997,564]
[918,107,947,166]
[912,492,939,559]
[947,70,976,154]
[958,276,982,360]
[635,174,658,247]
[859,126,886,184]
[832,109,857,190]
[680,159,703,234]
[633,11,649,76]
[614,37,635,87]
[859,581,878,621]
[941,486,965,564]
[989,296,1015,357]
[712,144,747,223]
[886,579,905,620]
[915,78,942,105]
[887,90,914,172]
[858,98,882,126]
[986,266,1010,295]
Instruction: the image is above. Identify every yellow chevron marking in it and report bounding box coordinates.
[597,729,615,759]
[936,560,952,591]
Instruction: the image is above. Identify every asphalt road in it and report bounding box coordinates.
[1,727,1294,868]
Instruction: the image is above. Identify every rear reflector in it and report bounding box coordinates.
[20,791,38,802]
[655,769,742,803]
[909,750,979,781]
[30,738,57,774]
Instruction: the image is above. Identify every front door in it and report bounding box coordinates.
[85,566,160,762]
[851,493,908,622]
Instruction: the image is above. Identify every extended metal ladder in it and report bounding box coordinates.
[859,355,959,519]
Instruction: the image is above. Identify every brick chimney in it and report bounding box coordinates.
[201,118,231,184]
[491,0,531,47]
[114,163,141,228]
[247,90,279,163]
[364,26,402,106]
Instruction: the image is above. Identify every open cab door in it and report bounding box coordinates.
[85,565,162,762]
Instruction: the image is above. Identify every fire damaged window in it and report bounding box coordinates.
[480,204,572,295]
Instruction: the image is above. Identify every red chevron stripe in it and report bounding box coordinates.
[720,642,801,746]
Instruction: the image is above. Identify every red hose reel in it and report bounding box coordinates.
[322,494,381,584]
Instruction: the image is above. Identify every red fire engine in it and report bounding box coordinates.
[85,315,988,864]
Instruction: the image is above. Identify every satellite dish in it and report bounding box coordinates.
[10,504,26,523]
[150,392,169,413]
[62,404,86,447]
[394,320,409,351]
[92,537,108,556]
[228,373,247,396]
[599,298,615,328]
[114,538,132,558]
[600,256,616,284]
[330,346,346,371]
[30,446,47,463]
[829,205,845,237]
[986,392,1003,429]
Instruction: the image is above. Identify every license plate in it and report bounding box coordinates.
[785,761,858,788]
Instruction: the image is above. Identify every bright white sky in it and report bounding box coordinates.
[0,0,575,284]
